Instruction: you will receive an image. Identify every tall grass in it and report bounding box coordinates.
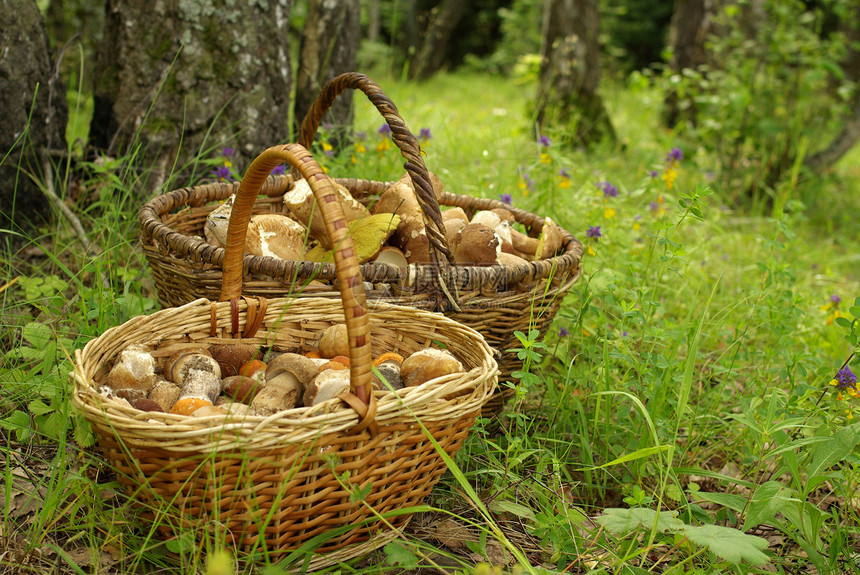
[2,68,860,573]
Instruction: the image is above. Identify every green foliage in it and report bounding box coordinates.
[662,0,854,208]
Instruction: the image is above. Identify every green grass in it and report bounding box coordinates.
[3,67,860,574]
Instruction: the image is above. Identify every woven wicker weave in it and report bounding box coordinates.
[138,73,582,415]
[74,144,498,570]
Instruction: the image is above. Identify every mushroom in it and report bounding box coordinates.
[444,218,467,245]
[509,217,563,260]
[169,369,222,415]
[470,210,502,230]
[303,369,351,406]
[442,207,469,225]
[372,246,408,271]
[238,359,267,383]
[221,375,262,404]
[205,195,235,247]
[191,405,229,418]
[373,174,439,264]
[130,398,165,412]
[283,178,369,248]
[491,208,516,223]
[497,252,530,267]
[250,353,318,415]
[148,379,181,412]
[165,348,221,386]
[106,344,157,396]
[372,353,404,391]
[245,214,307,260]
[450,223,500,266]
[317,324,349,359]
[400,348,464,387]
[209,344,261,377]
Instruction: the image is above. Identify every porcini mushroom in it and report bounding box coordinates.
[169,369,222,415]
[148,379,181,412]
[250,353,318,415]
[284,178,369,248]
[450,223,500,266]
[245,214,307,261]
[509,217,563,260]
[107,344,157,397]
[209,344,261,377]
[317,324,349,359]
[205,195,235,247]
[400,348,464,387]
[373,246,408,270]
[303,369,351,406]
[165,348,221,386]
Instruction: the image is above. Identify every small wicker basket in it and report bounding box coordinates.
[138,73,581,415]
[74,144,498,570]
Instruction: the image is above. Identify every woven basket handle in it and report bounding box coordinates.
[220,144,374,406]
[298,72,453,267]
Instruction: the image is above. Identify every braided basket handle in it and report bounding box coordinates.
[220,144,374,406]
[298,72,453,267]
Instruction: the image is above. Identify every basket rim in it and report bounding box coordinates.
[72,297,498,450]
[137,175,583,293]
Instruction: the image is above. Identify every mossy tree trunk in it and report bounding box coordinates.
[409,0,469,80]
[294,0,361,151]
[0,0,67,233]
[89,0,293,191]
[534,0,615,149]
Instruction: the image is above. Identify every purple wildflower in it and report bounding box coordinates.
[499,193,512,205]
[650,201,659,212]
[560,168,570,179]
[538,135,552,147]
[222,147,234,158]
[271,164,286,176]
[598,181,618,198]
[831,294,842,305]
[835,366,857,389]
[322,121,335,131]
[212,165,232,181]
[378,124,392,137]
[650,170,659,178]
[586,226,602,239]
[419,127,432,140]
[355,131,367,141]
[666,147,683,163]
[559,327,570,337]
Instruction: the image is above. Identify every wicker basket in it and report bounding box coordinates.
[138,73,581,415]
[73,144,498,570]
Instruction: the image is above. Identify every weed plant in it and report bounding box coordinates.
[2,68,860,574]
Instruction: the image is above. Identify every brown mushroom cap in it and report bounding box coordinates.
[400,348,464,387]
[265,353,319,386]
[209,344,261,377]
[318,324,349,359]
[451,223,500,266]
[491,207,516,223]
[165,348,220,386]
[148,379,181,412]
[442,207,469,225]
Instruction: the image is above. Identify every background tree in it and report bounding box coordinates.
[534,0,615,148]
[294,0,361,150]
[0,0,67,235]
[410,0,471,79]
[88,0,294,191]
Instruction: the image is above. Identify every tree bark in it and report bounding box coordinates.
[535,0,615,148]
[0,0,67,232]
[410,0,469,79]
[294,0,361,150]
[663,0,712,128]
[368,0,381,43]
[805,0,860,172]
[88,0,293,189]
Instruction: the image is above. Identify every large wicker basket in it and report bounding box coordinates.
[139,73,581,415]
[74,144,498,570]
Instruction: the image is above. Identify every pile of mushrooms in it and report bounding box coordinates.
[202,172,564,272]
[98,324,465,419]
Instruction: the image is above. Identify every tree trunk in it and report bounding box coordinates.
[663,0,710,128]
[88,0,293,190]
[410,0,469,79]
[0,0,67,232]
[294,0,361,151]
[535,0,615,148]
[805,0,860,172]
[368,0,381,43]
